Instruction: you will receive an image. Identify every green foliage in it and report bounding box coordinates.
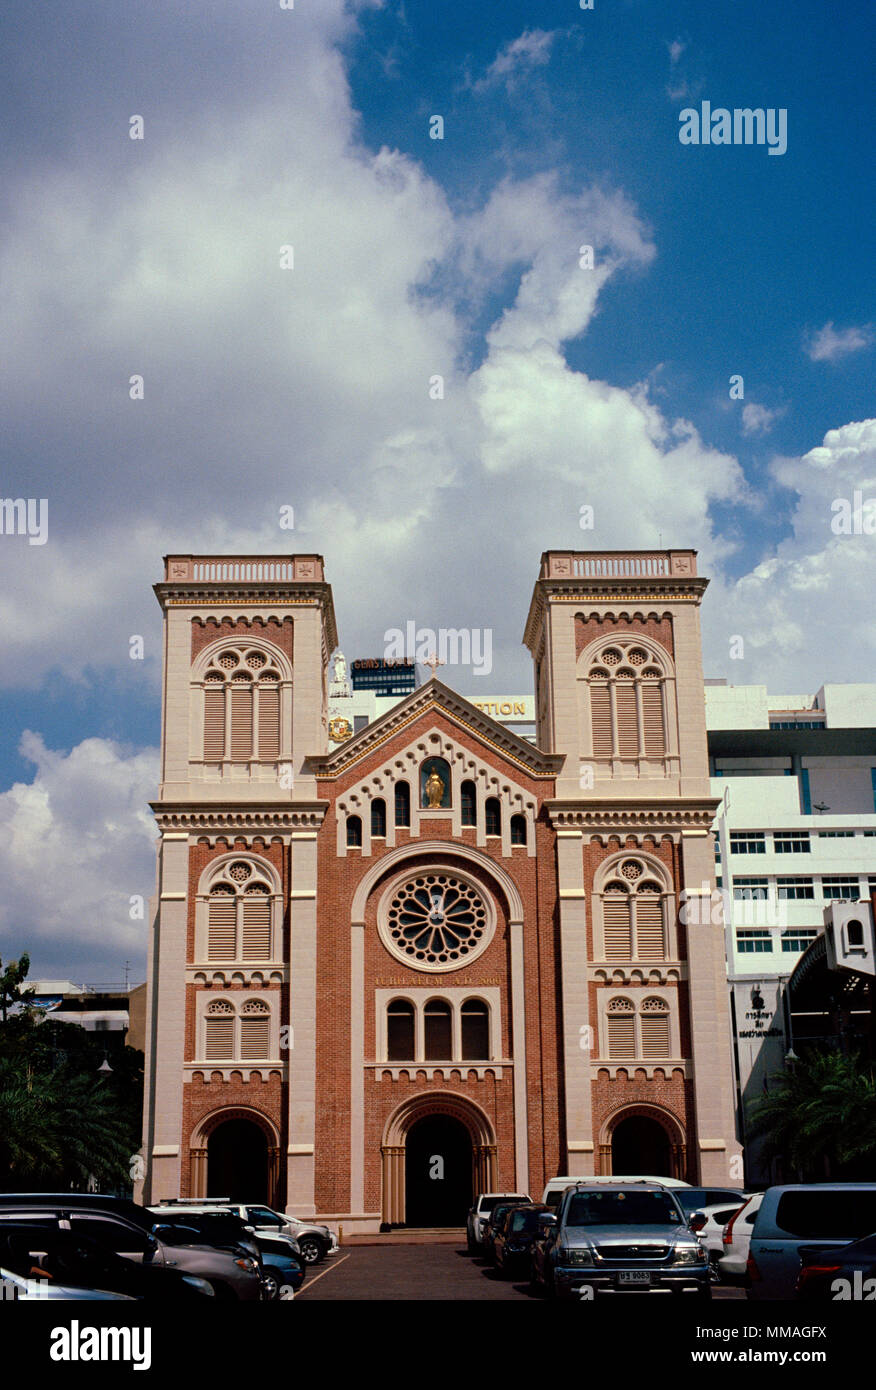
[748,1049,876,1179]
[0,955,144,1192]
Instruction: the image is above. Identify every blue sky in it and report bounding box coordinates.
[0,0,872,980]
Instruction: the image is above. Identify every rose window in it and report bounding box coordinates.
[228,861,252,883]
[385,874,488,966]
[620,859,643,881]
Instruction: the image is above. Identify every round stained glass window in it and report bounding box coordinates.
[382,872,493,969]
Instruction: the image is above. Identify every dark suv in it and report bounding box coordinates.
[0,1194,262,1300]
[531,1183,710,1300]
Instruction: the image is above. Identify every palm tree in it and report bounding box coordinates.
[748,1049,876,1180]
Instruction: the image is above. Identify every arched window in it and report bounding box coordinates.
[205,860,277,962]
[424,999,452,1060]
[205,999,235,1060]
[461,999,490,1060]
[587,644,668,763]
[461,780,477,827]
[386,999,415,1061]
[510,814,527,846]
[371,798,387,838]
[640,997,671,1058]
[600,858,667,962]
[201,648,283,763]
[346,815,362,848]
[394,781,411,828]
[485,797,501,837]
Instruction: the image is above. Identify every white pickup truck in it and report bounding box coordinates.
[466,1193,530,1252]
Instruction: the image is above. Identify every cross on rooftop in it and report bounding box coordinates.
[423,652,445,675]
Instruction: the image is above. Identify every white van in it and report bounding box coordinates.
[541,1175,691,1211]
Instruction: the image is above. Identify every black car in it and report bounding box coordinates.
[0,1222,214,1301]
[493,1204,549,1278]
[482,1198,533,1264]
[796,1232,876,1300]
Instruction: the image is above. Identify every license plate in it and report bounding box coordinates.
[618,1271,651,1286]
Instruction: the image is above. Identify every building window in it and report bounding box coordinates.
[203,997,273,1061]
[510,814,527,846]
[460,999,490,1060]
[386,999,415,1061]
[394,781,410,828]
[774,831,810,853]
[730,832,766,854]
[821,876,860,900]
[736,930,773,953]
[607,997,636,1057]
[205,860,277,963]
[776,877,815,900]
[781,930,819,953]
[587,644,669,762]
[605,996,669,1059]
[424,1000,452,1060]
[639,997,671,1059]
[371,798,387,839]
[461,780,477,827]
[817,830,854,838]
[201,648,282,762]
[346,815,362,848]
[733,877,769,900]
[485,797,501,837]
[601,859,667,962]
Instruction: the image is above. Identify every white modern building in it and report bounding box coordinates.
[706,681,876,1179]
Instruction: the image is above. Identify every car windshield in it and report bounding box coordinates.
[154,1213,249,1248]
[565,1191,681,1227]
[480,1196,526,1214]
[509,1209,542,1234]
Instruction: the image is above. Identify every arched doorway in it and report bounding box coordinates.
[404,1114,472,1228]
[206,1118,269,1203]
[611,1114,672,1177]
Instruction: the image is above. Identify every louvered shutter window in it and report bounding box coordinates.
[640,999,671,1058]
[603,892,632,960]
[607,1000,635,1057]
[203,685,226,760]
[205,1002,235,1060]
[207,889,237,959]
[615,678,639,758]
[230,682,253,761]
[258,678,280,759]
[641,678,665,756]
[590,680,612,757]
[636,890,665,960]
[241,887,272,960]
[240,1002,270,1060]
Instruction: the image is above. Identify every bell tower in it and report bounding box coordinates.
[525,550,741,1185]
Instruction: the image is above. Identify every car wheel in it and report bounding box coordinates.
[298,1238,323,1265]
[262,1272,279,1300]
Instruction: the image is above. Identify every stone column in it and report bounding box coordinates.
[287,830,318,1216]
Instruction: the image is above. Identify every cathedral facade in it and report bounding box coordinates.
[139,549,740,1229]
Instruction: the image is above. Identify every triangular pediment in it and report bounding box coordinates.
[307,677,563,781]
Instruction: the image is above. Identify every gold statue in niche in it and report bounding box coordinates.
[424,769,445,807]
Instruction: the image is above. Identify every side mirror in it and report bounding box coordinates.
[538,1214,557,1236]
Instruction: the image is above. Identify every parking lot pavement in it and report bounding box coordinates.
[295,1245,747,1301]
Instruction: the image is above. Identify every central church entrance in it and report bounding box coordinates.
[405,1114,472,1227]
[206,1117,269,1203]
[611,1114,672,1177]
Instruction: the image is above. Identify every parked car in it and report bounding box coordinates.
[0,1194,262,1301]
[672,1187,746,1220]
[796,1232,876,1300]
[0,1267,135,1301]
[493,1204,549,1279]
[0,1222,214,1301]
[689,1201,749,1277]
[481,1198,533,1264]
[153,1198,337,1266]
[717,1193,763,1285]
[540,1175,690,1212]
[747,1184,876,1300]
[148,1207,305,1298]
[466,1193,530,1252]
[531,1183,710,1300]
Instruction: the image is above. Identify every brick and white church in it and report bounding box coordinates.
[139,549,740,1230]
